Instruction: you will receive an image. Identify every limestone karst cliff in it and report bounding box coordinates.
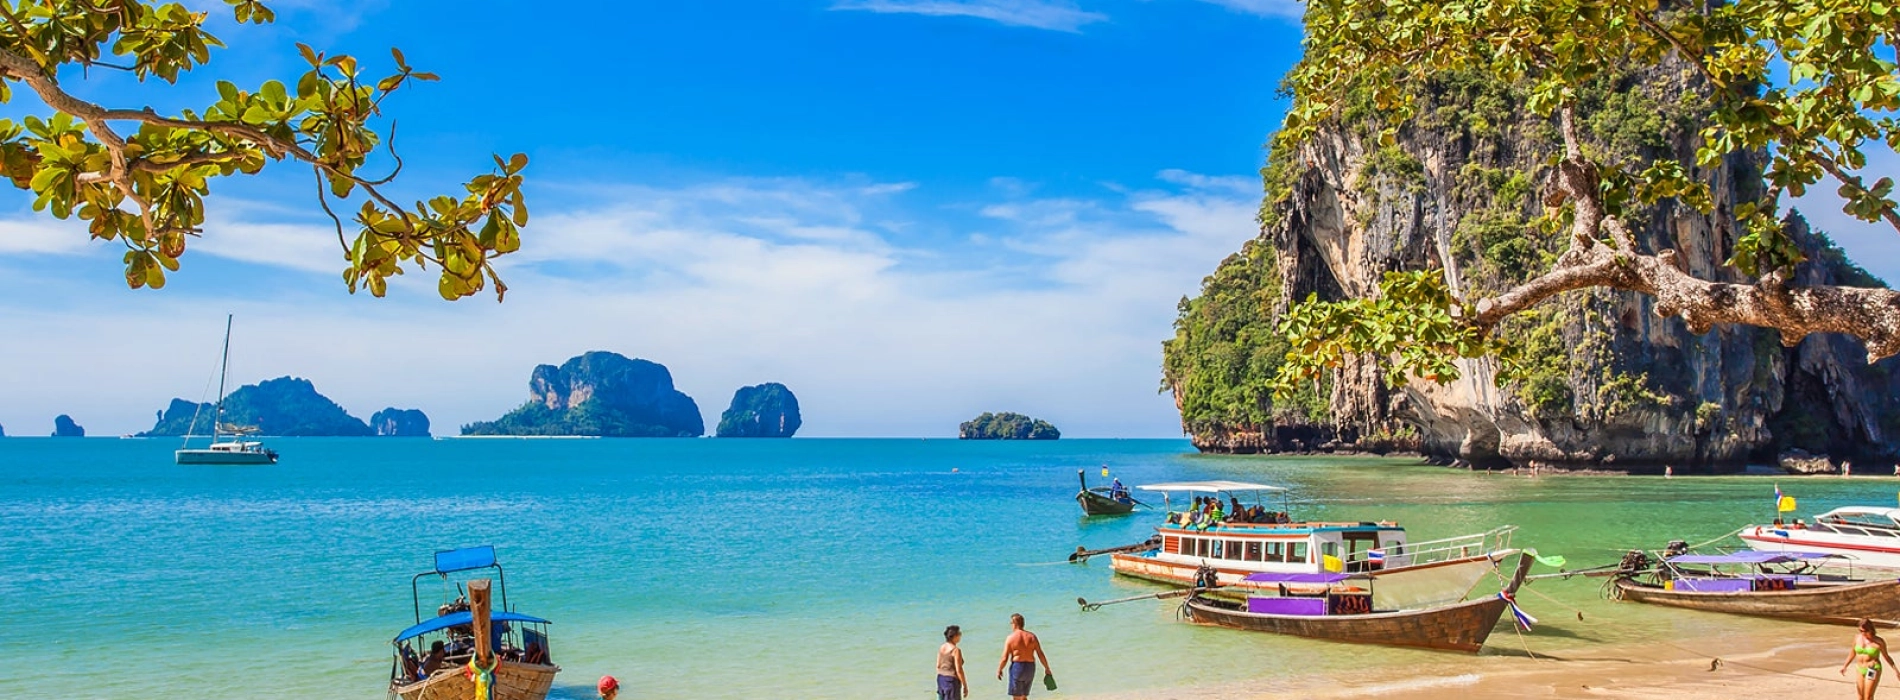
[370,408,431,437]
[716,383,801,438]
[461,351,704,437]
[52,414,83,437]
[1164,67,1900,471]
[140,377,373,437]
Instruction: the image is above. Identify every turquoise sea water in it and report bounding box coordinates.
[4,437,1897,699]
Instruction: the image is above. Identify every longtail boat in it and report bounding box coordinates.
[1180,553,1535,653]
[388,546,560,700]
[1106,481,1517,610]
[1076,469,1137,516]
[1612,549,1900,625]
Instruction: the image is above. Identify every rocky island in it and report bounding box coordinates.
[52,415,83,437]
[140,377,374,437]
[461,351,704,437]
[370,408,431,437]
[958,412,1060,440]
[716,383,801,438]
[1163,67,1900,471]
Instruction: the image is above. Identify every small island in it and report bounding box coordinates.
[461,351,704,437]
[370,408,432,437]
[958,412,1060,440]
[52,414,84,437]
[140,377,374,437]
[716,383,802,438]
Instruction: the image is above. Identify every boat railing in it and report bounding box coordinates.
[1343,526,1516,567]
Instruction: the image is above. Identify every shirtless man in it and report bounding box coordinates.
[996,613,1053,699]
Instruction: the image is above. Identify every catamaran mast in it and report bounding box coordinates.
[213,314,232,443]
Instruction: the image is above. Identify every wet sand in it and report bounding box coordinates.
[1084,623,1866,699]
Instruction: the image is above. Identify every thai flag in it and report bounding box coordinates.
[1775,483,1783,507]
[1499,593,1538,631]
[1367,549,1385,563]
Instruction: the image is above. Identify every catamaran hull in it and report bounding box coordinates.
[392,662,559,700]
[1108,551,1507,610]
[1180,595,1510,653]
[1613,578,1900,624]
[1742,527,1900,570]
[174,449,276,465]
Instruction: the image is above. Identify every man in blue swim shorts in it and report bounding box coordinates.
[996,613,1053,699]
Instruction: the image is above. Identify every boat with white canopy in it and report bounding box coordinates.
[1613,548,1900,624]
[1742,506,1900,570]
[1107,480,1517,610]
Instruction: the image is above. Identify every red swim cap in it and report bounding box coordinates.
[597,675,620,693]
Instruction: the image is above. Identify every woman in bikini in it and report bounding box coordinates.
[1842,618,1898,699]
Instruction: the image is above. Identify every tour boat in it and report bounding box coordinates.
[1180,552,1535,653]
[1741,507,1900,569]
[1612,549,1900,624]
[1075,469,1138,516]
[1108,481,1518,610]
[175,315,277,465]
[388,546,559,700]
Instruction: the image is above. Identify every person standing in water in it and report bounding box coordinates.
[1842,618,1896,699]
[997,613,1052,700]
[597,675,619,700]
[936,625,967,699]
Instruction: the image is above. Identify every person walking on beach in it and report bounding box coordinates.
[997,613,1052,699]
[937,625,968,699]
[1842,618,1896,699]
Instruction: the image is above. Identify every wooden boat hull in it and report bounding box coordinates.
[1110,551,1503,610]
[393,661,560,700]
[1613,577,1900,624]
[1181,595,1510,653]
[1077,489,1136,516]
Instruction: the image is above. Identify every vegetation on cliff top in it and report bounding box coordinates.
[716,383,801,438]
[0,1,528,299]
[1269,0,1900,395]
[958,412,1060,440]
[461,351,704,438]
[141,377,373,436]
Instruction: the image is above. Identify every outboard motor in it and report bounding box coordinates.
[1618,549,1652,575]
[1663,540,1689,559]
[1193,563,1220,590]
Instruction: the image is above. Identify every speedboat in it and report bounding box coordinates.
[1742,507,1900,570]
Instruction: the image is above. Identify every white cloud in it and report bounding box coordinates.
[1189,0,1305,22]
[830,0,1108,32]
[0,171,1262,439]
[1786,142,1900,285]
[0,217,92,255]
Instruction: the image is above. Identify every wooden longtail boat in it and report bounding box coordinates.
[388,546,560,700]
[1612,550,1900,625]
[1106,481,1518,610]
[1076,470,1137,516]
[1180,553,1534,653]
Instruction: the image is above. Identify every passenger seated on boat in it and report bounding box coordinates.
[399,643,424,682]
[1794,519,1808,529]
[523,640,549,665]
[419,641,448,676]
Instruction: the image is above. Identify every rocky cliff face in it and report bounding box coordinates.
[370,408,431,437]
[462,351,704,437]
[52,414,83,437]
[1165,68,1900,471]
[716,383,801,438]
[140,377,374,437]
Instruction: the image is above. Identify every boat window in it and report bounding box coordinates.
[1322,542,1338,558]
[1290,542,1308,563]
[1266,542,1283,561]
[1195,538,1209,558]
[1211,539,1224,559]
[1163,536,1181,554]
[1225,540,1243,560]
[1245,541,1263,561]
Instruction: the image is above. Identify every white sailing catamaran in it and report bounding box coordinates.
[174,315,278,465]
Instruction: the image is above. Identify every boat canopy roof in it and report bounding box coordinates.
[1817,507,1900,522]
[1136,480,1285,494]
[393,611,550,643]
[1667,551,1834,565]
[1241,572,1355,584]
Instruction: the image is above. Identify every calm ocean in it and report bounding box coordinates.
[2,437,1892,698]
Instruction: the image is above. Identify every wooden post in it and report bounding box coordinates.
[469,578,494,667]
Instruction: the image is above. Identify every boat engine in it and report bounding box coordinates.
[1192,563,1220,590]
[1618,549,1651,575]
[1663,540,1689,559]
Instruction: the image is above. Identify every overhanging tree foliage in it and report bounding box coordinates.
[1272,0,1900,394]
[0,0,527,299]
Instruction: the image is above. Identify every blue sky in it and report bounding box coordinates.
[0,0,1893,437]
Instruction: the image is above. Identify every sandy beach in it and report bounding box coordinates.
[1082,622,1866,699]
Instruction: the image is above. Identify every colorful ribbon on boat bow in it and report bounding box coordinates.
[1497,592,1537,631]
[465,656,497,700]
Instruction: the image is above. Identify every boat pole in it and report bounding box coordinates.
[212,313,232,443]
[470,579,494,667]
[1076,586,1208,612]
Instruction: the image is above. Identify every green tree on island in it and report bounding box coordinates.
[958,412,1060,440]
[1270,0,1900,394]
[0,0,527,299]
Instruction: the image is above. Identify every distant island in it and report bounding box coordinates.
[52,414,84,437]
[140,377,375,437]
[370,408,431,437]
[716,383,801,438]
[959,412,1060,440]
[461,351,703,437]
